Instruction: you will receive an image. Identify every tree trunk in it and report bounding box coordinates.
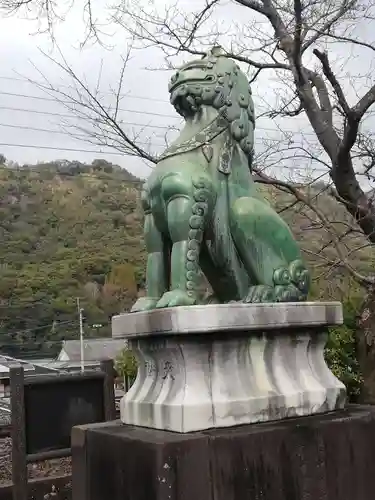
[357,289,375,403]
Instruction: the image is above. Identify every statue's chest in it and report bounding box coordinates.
[144,157,215,226]
[146,156,205,196]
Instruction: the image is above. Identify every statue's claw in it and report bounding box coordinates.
[243,285,276,304]
[202,294,220,305]
[243,284,306,304]
[156,290,197,308]
[274,285,306,302]
[131,297,159,312]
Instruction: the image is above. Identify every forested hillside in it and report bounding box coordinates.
[0,157,367,392]
[0,159,144,357]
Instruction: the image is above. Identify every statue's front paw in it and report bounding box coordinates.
[131,297,159,312]
[156,290,197,308]
[274,285,305,302]
[244,285,276,303]
[202,293,219,305]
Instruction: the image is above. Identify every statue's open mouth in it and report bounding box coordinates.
[169,78,202,116]
[170,75,216,117]
[171,93,199,117]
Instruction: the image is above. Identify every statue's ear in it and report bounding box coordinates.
[202,45,225,59]
[210,45,225,56]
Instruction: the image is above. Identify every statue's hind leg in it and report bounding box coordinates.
[230,196,310,303]
[156,174,214,308]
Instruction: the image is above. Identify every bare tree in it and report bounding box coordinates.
[256,132,373,289]
[113,0,375,234]
[25,45,161,164]
[111,0,375,401]
[0,0,102,44]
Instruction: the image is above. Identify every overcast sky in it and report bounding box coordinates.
[0,0,373,183]
[0,3,172,178]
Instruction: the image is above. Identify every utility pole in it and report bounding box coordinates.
[77,297,84,373]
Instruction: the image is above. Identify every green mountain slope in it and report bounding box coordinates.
[0,158,370,358]
[0,159,144,357]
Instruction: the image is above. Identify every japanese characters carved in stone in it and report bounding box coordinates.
[132,47,310,311]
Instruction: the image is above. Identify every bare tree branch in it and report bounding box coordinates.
[313,48,351,115]
[254,168,374,286]
[302,0,357,53]
[0,0,106,45]
[28,45,157,164]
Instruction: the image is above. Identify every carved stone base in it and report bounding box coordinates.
[112,302,346,433]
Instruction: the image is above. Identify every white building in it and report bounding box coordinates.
[58,338,127,363]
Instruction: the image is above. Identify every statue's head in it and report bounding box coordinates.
[168,46,255,157]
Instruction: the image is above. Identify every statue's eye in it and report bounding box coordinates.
[205,75,215,81]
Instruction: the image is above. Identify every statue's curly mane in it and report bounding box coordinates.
[169,49,255,161]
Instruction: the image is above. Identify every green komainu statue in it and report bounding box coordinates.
[132,47,310,311]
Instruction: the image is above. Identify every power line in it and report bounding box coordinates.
[0,142,161,155]
[0,119,318,147]
[0,90,321,137]
[0,162,320,179]
[0,339,68,347]
[0,298,52,309]
[0,336,110,347]
[0,164,145,181]
[0,90,170,109]
[0,120,318,151]
[0,103,177,120]
[0,320,78,336]
[0,121,167,147]
[0,332,109,344]
[0,321,111,343]
[0,148,329,173]
[0,120,176,134]
[0,75,170,103]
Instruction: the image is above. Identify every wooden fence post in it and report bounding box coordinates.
[100,360,116,421]
[10,365,27,500]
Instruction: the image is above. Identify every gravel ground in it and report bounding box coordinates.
[0,438,71,485]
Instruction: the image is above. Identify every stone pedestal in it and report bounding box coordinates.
[112,302,346,432]
[71,406,375,500]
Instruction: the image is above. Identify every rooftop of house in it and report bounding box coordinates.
[58,338,127,362]
[0,355,60,378]
[35,360,102,372]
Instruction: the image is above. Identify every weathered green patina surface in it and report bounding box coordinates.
[132,47,310,312]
